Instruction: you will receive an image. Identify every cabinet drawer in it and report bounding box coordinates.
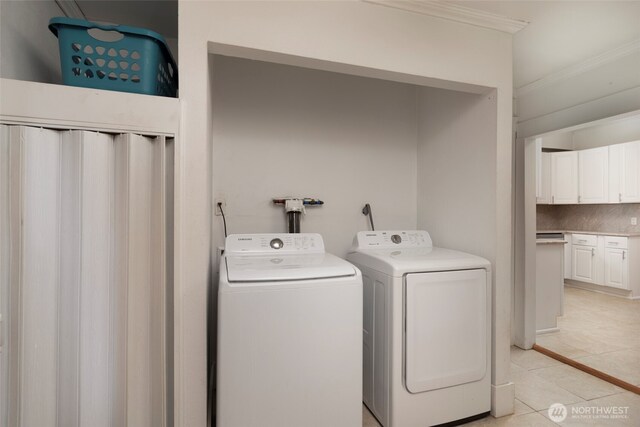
[605,236,628,249]
[572,234,597,246]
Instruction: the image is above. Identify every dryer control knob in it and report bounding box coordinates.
[391,234,402,244]
[270,238,284,249]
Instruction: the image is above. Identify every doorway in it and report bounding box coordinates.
[516,110,640,393]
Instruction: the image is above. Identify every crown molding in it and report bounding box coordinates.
[364,0,528,34]
[516,38,640,98]
[55,0,86,19]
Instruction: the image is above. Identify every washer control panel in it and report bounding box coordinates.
[225,233,325,254]
[352,230,432,249]
[270,238,284,249]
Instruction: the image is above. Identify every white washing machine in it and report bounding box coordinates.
[347,230,491,427]
[217,233,363,427]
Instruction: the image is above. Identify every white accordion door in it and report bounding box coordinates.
[0,126,170,427]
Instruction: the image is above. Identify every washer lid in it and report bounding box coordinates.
[226,253,357,283]
[346,246,490,277]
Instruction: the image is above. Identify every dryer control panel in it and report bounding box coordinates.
[352,230,433,249]
[225,233,325,255]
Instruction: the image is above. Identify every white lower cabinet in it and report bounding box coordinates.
[572,245,597,283]
[568,234,633,293]
[604,237,629,290]
[571,234,598,283]
[604,249,629,289]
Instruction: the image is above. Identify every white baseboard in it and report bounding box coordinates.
[565,281,634,299]
[536,327,560,335]
[491,382,515,418]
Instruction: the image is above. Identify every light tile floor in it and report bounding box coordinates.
[363,346,639,426]
[536,286,640,387]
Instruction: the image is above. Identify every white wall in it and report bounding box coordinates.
[0,0,63,83]
[179,2,514,424]
[417,88,497,259]
[416,87,512,396]
[211,56,417,258]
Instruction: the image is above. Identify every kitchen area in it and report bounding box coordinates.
[533,111,640,388]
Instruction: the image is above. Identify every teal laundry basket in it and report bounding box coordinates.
[49,17,178,97]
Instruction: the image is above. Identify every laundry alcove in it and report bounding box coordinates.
[210,54,499,260]
[208,51,502,419]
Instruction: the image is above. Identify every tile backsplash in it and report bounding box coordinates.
[537,204,640,234]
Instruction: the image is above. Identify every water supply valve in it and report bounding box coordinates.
[273,197,324,233]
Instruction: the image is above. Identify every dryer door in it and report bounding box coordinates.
[405,269,487,393]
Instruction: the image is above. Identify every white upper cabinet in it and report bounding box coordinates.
[609,141,640,203]
[578,147,609,204]
[620,141,640,203]
[537,152,552,204]
[551,151,579,204]
[536,139,640,205]
[609,144,622,203]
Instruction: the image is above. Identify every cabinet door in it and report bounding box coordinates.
[609,144,622,203]
[621,141,640,203]
[604,248,629,290]
[579,147,609,204]
[572,245,596,283]
[537,152,552,204]
[552,151,579,204]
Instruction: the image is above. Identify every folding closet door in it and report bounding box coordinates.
[0,126,170,427]
[114,133,168,427]
[0,125,11,427]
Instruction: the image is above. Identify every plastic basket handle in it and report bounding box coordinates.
[86,24,125,43]
[85,21,124,32]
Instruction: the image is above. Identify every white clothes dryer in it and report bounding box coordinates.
[347,230,491,427]
[217,233,362,427]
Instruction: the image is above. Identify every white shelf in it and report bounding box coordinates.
[0,78,179,136]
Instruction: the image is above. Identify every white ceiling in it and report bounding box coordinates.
[73,1,640,89]
[451,1,640,88]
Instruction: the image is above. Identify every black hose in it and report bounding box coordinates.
[362,203,375,231]
[218,202,228,238]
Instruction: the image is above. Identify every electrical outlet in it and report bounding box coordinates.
[215,198,226,216]
[631,217,638,226]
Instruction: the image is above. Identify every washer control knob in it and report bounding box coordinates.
[391,234,402,244]
[270,238,284,249]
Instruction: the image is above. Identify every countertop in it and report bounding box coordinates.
[538,229,640,238]
[536,239,567,244]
